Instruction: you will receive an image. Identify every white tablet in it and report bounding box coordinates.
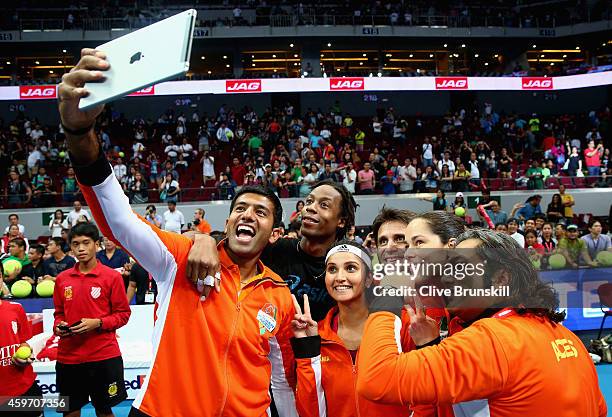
[78,9,197,111]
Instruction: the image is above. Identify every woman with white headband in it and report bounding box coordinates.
[290,239,410,417]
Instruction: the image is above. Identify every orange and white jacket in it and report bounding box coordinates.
[357,310,607,417]
[291,307,410,417]
[75,155,297,417]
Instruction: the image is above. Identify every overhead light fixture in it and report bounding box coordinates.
[541,54,545,58]
[252,63,256,67]
[272,54,276,58]
[563,54,567,58]
[429,54,434,58]
[336,68,340,71]
[550,62,555,66]
[289,43,294,47]
[62,49,66,53]
[359,62,363,65]
[575,46,580,50]
[321,54,324,57]
[409,54,413,58]
[201,56,205,60]
[293,63,298,66]
[327,43,331,47]
[399,69,402,72]
[385,53,392,57]
[35,61,40,65]
[207,70,211,74]
[461,44,466,48]
[6,61,10,65]
[226,64,230,68]
[251,55,255,58]
[532,44,537,48]
[362,53,367,57]
[377,72,382,77]
[294,54,298,58]
[273,69,277,72]
[474,54,479,58]
[443,43,448,47]
[603,43,607,47]
[49,70,54,73]
[484,62,489,66]
[494,54,499,58]
[58,60,62,63]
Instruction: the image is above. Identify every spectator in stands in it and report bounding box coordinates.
[341,161,357,194]
[546,194,564,224]
[201,152,215,182]
[584,140,604,177]
[2,225,28,254]
[61,167,79,203]
[526,160,544,189]
[357,162,375,195]
[97,236,131,281]
[499,148,513,179]
[217,173,237,200]
[6,170,32,205]
[164,139,180,162]
[66,200,91,227]
[159,173,180,203]
[128,171,148,204]
[216,122,233,145]
[113,157,127,184]
[26,145,43,177]
[581,219,611,260]
[453,163,470,192]
[422,137,433,167]
[419,190,447,211]
[49,209,66,238]
[20,244,46,288]
[381,170,398,195]
[480,200,508,226]
[33,177,57,207]
[398,158,416,194]
[43,237,76,280]
[540,223,556,253]
[558,224,597,268]
[558,184,575,221]
[230,157,246,188]
[4,213,25,235]
[144,205,163,229]
[516,195,543,220]
[159,161,180,186]
[566,146,582,176]
[555,223,566,242]
[31,166,50,189]
[318,163,338,182]
[163,201,184,233]
[504,218,524,247]
[192,208,212,234]
[5,238,30,285]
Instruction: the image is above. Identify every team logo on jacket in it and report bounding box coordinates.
[90,287,101,299]
[11,321,18,335]
[64,286,73,301]
[257,303,277,335]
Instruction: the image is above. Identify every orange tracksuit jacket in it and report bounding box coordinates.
[292,307,410,417]
[357,310,607,417]
[78,164,297,417]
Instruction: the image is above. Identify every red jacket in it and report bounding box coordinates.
[53,260,131,364]
[0,301,36,396]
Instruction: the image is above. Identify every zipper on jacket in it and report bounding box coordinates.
[322,338,361,417]
[219,301,241,416]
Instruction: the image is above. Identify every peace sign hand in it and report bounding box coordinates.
[291,294,318,338]
[405,296,440,347]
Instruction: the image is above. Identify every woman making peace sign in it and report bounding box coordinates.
[289,240,413,417]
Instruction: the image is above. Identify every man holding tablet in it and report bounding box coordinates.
[58,48,297,417]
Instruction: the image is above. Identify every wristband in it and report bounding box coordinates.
[61,122,94,136]
[98,318,103,329]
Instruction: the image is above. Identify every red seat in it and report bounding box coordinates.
[488,178,502,191]
[545,177,559,188]
[597,283,612,339]
[560,176,574,188]
[574,177,587,188]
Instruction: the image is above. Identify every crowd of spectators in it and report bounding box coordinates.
[3,0,609,30]
[1,100,611,211]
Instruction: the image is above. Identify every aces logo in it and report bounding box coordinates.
[257,303,278,335]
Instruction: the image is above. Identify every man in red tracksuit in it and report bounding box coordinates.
[53,223,131,417]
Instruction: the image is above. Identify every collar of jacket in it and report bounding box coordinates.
[217,240,287,286]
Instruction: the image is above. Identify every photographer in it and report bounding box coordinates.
[191,208,211,234]
[144,205,162,229]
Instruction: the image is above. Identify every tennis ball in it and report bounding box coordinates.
[2,259,22,277]
[36,279,55,297]
[454,207,466,217]
[531,258,541,270]
[59,151,66,158]
[118,151,125,158]
[11,280,32,298]
[15,346,31,360]
[548,253,567,269]
[596,251,612,267]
